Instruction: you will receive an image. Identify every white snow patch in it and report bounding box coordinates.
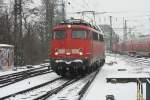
[0,72,59,98]
[83,54,149,100]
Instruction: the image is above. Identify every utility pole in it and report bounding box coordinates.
[123,19,127,41]
[61,0,65,20]
[55,0,66,22]
[109,16,113,51]
[14,0,23,66]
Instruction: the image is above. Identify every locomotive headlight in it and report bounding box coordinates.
[79,48,83,56]
[79,52,83,56]
[67,25,71,28]
[66,52,71,55]
[55,52,58,55]
[55,49,58,55]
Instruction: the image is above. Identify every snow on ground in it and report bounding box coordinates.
[48,72,96,100]
[10,78,68,100]
[0,72,59,98]
[0,69,27,76]
[0,54,150,100]
[83,54,150,100]
[0,64,49,76]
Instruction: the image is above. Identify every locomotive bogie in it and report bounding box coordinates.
[51,58,90,76]
[51,57,105,77]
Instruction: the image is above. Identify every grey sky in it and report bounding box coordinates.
[66,0,149,13]
[10,0,149,34]
[66,0,150,34]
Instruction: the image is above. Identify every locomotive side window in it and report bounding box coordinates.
[99,34,104,41]
[53,30,66,39]
[72,30,87,39]
[87,31,91,39]
[93,32,98,41]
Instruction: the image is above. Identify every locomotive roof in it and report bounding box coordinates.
[59,19,101,31]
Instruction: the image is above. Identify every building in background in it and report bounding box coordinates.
[100,24,119,51]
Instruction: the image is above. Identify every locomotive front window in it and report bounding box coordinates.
[53,30,66,39]
[72,30,86,39]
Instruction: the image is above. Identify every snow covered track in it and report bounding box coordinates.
[33,78,80,100]
[48,70,100,100]
[0,66,53,88]
[4,70,100,100]
[125,56,150,66]
[78,69,100,100]
[0,77,63,100]
[122,56,150,74]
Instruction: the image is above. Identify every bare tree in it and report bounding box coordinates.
[0,0,12,44]
[21,0,44,65]
[0,0,66,65]
[23,23,42,65]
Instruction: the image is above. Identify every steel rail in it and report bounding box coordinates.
[0,77,62,100]
[0,69,53,88]
[78,69,100,100]
[33,77,81,100]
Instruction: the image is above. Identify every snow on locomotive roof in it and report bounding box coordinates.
[59,19,101,31]
[60,19,91,25]
[0,44,14,48]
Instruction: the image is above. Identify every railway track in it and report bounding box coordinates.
[78,69,100,100]
[132,58,150,66]
[125,56,150,66]
[0,66,53,88]
[33,78,80,100]
[123,55,150,66]
[0,77,63,100]
[45,69,100,100]
[121,55,150,74]
[0,69,100,100]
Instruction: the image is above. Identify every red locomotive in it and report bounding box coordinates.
[112,35,150,57]
[50,19,105,77]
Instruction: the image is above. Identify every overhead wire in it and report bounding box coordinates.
[65,1,150,34]
[66,0,96,21]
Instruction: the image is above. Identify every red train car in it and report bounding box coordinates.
[112,35,150,57]
[50,19,105,77]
